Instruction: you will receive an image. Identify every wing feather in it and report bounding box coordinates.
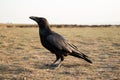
[47,34,72,53]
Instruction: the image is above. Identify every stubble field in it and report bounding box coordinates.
[0,27,120,80]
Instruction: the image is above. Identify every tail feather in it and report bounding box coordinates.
[70,52,92,63]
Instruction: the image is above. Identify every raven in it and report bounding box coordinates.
[29,16,92,68]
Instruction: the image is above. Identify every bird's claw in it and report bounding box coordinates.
[50,63,57,67]
[50,63,62,69]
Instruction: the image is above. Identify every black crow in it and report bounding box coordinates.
[29,16,92,68]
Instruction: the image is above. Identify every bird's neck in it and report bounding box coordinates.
[38,22,51,30]
[39,25,52,36]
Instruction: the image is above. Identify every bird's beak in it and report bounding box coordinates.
[29,16,39,21]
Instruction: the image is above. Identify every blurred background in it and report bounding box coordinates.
[0,0,120,25]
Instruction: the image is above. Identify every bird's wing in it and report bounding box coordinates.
[47,34,74,53]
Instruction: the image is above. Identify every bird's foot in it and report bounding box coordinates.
[50,63,62,69]
[55,64,61,69]
[50,63,57,67]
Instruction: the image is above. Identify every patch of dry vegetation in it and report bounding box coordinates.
[0,27,120,80]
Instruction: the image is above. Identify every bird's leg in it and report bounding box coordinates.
[51,55,60,66]
[52,58,59,64]
[56,55,64,68]
[56,60,63,68]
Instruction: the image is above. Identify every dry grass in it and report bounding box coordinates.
[0,27,120,80]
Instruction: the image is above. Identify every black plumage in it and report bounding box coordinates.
[29,16,92,67]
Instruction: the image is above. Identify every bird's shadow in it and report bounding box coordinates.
[34,63,81,70]
[34,63,57,70]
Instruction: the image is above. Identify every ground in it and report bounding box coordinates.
[0,27,120,80]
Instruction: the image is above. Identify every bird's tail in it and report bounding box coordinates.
[70,51,92,63]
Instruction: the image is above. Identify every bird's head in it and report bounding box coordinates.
[29,16,50,29]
